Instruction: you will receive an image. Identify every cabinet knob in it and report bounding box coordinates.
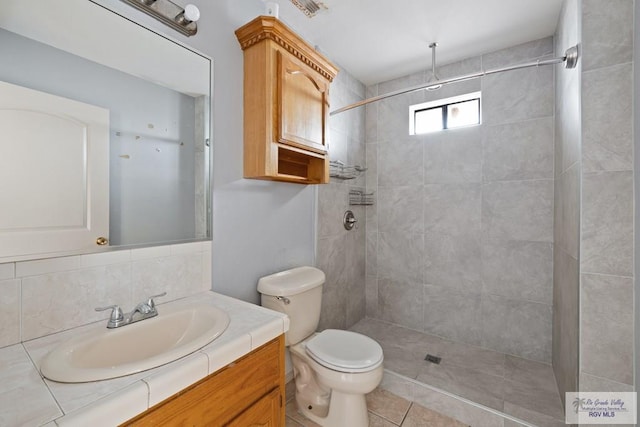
[96,236,109,246]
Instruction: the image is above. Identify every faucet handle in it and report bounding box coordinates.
[146,292,167,309]
[95,304,124,323]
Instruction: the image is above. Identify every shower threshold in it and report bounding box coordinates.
[349,318,565,426]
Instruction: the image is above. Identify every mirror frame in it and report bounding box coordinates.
[0,0,214,263]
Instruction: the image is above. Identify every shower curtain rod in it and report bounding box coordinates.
[330,45,579,116]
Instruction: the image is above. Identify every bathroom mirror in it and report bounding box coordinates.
[0,0,212,261]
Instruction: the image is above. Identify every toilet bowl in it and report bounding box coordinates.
[257,267,384,427]
[290,330,383,427]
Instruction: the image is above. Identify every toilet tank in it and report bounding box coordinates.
[257,266,325,346]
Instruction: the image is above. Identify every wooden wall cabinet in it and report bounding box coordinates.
[235,16,339,184]
[122,335,285,426]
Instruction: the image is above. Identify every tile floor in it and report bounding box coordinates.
[349,318,566,425]
[286,385,468,427]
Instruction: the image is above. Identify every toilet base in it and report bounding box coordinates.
[289,333,383,427]
[298,390,369,427]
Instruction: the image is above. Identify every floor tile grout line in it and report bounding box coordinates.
[369,409,405,426]
[398,401,412,426]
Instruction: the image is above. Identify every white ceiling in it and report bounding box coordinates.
[273,0,565,85]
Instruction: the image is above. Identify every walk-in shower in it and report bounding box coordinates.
[328,36,582,425]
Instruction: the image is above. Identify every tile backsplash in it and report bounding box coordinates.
[0,241,212,347]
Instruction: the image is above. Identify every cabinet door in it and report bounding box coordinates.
[227,388,280,427]
[277,51,328,154]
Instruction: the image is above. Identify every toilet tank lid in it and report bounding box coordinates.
[257,266,325,296]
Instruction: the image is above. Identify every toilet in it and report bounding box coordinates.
[258,266,383,427]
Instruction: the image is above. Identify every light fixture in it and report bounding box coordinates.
[120,0,200,37]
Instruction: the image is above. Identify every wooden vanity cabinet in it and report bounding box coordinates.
[235,16,339,184]
[122,335,285,426]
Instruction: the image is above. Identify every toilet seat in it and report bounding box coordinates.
[305,329,383,373]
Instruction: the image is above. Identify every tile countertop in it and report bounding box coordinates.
[0,291,289,427]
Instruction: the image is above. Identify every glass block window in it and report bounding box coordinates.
[410,92,481,135]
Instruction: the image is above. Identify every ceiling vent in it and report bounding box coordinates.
[289,0,326,17]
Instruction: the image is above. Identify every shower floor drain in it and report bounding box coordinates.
[424,354,442,364]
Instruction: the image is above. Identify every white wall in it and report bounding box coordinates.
[92,0,318,303]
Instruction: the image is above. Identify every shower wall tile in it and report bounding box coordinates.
[437,56,482,79]
[366,203,378,233]
[328,127,348,165]
[378,92,425,142]
[377,232,424,283]
[482,180,553,242]
[378,278,423,331]
[423,285,483,346]
[347,217,366,277]
[365,103,378,143]
[424,183,482,236]
[365,143,378,190]
[582,0,633,72]
[348,74,366,99]
[366,232,377,277]
[552,247,579,399]
[351,107,366,144]
[424,232,482,293]
[581,273,633,385]
[348,140,366,176]
[316,235,348,331]
[346,271,366,328]
[365,85,378,143]
[582,63,633,172]
[423,127,482,184]
[482,117,554,182]
[581,171,633,276]
[482,65,554,126]
[556,68,581,173]
[317,182,348,239]
[480,295,552,363]
[378,186,424,234]
[579,373,634,393]
[482,37,554,69]
[0,263,14,280]
[578,0,635,396]
[482,239,553,304]
[555,163,580,259]
[378,70,425,94]
[377,138,424,187]
[0,279,20,347]
[365,275,378,318]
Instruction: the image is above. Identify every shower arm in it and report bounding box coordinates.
[330,44,579,116]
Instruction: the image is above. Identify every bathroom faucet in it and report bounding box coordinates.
[95,292,167,328]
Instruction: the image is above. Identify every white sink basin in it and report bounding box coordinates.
[41,304,229,383]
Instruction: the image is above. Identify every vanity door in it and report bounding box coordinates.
[0,81,109,259]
